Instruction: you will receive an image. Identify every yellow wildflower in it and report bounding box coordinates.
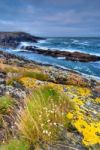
[66,112,73,120]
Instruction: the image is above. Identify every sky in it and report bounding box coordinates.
[0,0,100,37]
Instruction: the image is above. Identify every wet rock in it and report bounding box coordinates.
[21,46,100,62]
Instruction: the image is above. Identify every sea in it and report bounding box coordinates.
[1,37,100,79]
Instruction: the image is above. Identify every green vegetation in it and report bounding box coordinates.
[17,86,73,146]
[0,139,29,150]
[4,67,19,73]
[6,69,49,86]
[0,96,15,129]
[23,71,49,81]
[0,60,99,149]
[7,77,23,86]
[0,96,15,114]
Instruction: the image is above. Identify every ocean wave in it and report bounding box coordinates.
[36,46,49,50]
[63,42,68,44]
[13,49,32,52]
[17,42,34,49]
[79,41,89,46]
[21,43,100,56]
[72,40,79,43]
[36,37,100,54]
[38,40,47,44]
[91,61,100,69]
[12,49,21,52]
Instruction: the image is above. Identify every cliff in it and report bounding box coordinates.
[0,32,43,48]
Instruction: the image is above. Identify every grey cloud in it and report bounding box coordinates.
[0,0,100,36]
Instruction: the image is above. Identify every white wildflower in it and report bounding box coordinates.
[48,132,51,136]
[47,120,50,123]
[41,124,44,127]
[43,130,48,134]
[53,122,57,126]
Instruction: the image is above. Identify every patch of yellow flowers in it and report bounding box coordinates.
[95,97,100,104]
[20,77,38,88]
[66,95,100,147]
[19,77,100,147]
[74,115,100,146]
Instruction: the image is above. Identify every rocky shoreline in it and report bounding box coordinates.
[20,46,100,62]
[0,49,100,101]
[0,32,99,62]
[0,50,99,82]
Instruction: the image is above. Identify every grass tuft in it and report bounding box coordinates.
[17,86,73,145]
[23,71,49,81]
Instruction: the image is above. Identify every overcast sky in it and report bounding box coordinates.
[0,0,100,37]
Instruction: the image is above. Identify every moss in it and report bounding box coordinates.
[0,96,15,114]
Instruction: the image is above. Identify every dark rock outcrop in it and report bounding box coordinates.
[0,72,6,96]
[21,46,100,62]
[0,32,44,48]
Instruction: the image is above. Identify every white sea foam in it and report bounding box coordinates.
[38,40,47,43]
[36,46,49,50]
[72,40,79,43]
[79,41,89,46]
[12,49,21,52]
[63,42,68,44]
[16,39,100,57]
[17,42,34,49]
[57,57,66,60]
[13,41,100,57]
[13,49,31,52]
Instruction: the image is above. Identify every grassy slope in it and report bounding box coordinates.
[0,61,100,150]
